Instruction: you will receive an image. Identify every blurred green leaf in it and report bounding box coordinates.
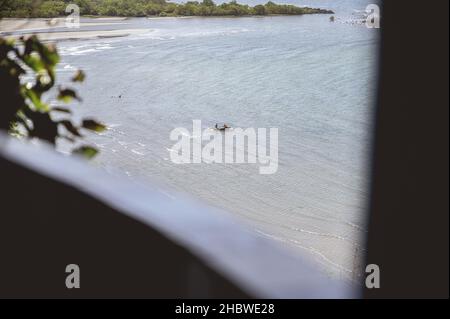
[22,53,45,72]
[0,37,15,47]
[3,59,26,77]
[13,112,32,133]
[23,36,59,68]
[72,70,86,83]
[59,120,82,137]
[51,107,72,114]
[26,111,58,145]
[73,146,98,159]
[40,43,59,67]
[23,88,49,112]
[57,88,80,103]
[82,119,106,133]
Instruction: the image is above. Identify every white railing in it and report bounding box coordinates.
[0,133,357,298]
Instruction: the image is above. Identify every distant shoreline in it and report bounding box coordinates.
[0,12,334,42]
[1,1,334,19]
[1,12,334,20]
[80,11,335,18]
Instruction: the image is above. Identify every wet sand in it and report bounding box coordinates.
[0,18,148,41]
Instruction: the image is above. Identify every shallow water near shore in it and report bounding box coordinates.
[51,1,379,283]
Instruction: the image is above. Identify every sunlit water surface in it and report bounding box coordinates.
[54,0,379,283]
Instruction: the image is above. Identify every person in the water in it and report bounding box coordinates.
[214,123,229,130]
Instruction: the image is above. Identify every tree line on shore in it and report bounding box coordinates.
[0,0,333,18]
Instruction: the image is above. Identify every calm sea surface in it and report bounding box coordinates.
[55,0,380,282]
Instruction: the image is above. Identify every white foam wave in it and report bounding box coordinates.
[131,149,145,156]
[59,43,115,56]
[136,28,250,41]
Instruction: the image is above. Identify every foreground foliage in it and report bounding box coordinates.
[0,35,105,158]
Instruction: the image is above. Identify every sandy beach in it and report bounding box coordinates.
[0,18,149,41]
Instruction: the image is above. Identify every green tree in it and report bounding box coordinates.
[253,4,266,15]
[1,0,333,18]
[202,0,215,7]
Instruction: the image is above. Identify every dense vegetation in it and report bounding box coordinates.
[0,0,333,18]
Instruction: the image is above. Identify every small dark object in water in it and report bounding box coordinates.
[215,123,230,131]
